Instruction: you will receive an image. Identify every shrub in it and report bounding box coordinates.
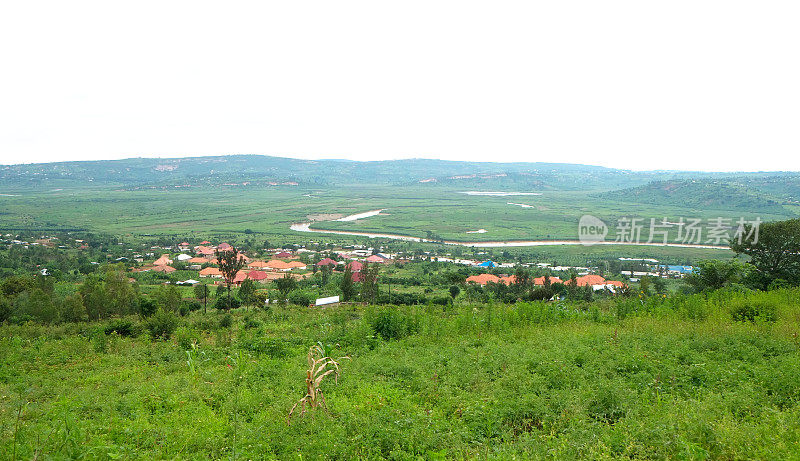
[147,309,179,340]
[731,299,777,322]
[366,306,420,340]
[174,326,199,350]
[91,329,108,353]
[219,313,233,329]
[139,297,157,318]
[104,318,140,337]
[214,296,241,311]
[288,291,312,306]
[587,385,626,423]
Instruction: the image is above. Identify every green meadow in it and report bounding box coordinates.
[2,288,800,459]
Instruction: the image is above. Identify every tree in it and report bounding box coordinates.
[238,279,257,309]
[684,259,750,293]
[340,264,355,302]
[449,285,460,301]
[360,262,380,303]
[194,283,210,314]
[154,284,182,312]
[103,264,139,316]
[15,288,57,324]
[730,218,800,289]
[274,274,297,305]
[61,293,88,323]
[216,246,245,310]
[512,266,530,296]
[79,273,107,320]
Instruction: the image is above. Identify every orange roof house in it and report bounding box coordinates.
[199,267,222,278]
[248,260,269,270]
[533,276,563,286]
[265,260,292,271]
[188,257,210,264]
[195,246,215,257]
[286,261,307,270]
[466,274,501,285]
[153,254,173,266]
[365,254,386,263]
[152,265,176,273]
[566,275,606,287]
[499,275,516,285]
[233,270,248,284]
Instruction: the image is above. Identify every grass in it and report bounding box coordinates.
[2,289,800,459]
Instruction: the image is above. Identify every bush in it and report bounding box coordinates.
[214,296,241,311]
[366,306,420,340]
[147,309,179,340]
[174,326,199,350]
[104,318,140,337]
[139,297,157,318]
[731,299,777,322]
[219,313,233,329]
[288,290,312,306]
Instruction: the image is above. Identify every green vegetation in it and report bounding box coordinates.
[2,287,800,458]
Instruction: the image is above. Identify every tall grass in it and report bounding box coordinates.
[1,288,799,458]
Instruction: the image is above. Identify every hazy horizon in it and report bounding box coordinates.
[2,152,800,174]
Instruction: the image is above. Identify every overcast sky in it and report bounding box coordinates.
[1,1,798,171]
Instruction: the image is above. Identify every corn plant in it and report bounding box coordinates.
[288,343,349,424]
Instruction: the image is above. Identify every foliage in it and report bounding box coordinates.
[216,246,245,310]
[731,217,800,289]
[684,259,751,292]
[146,308,179,340]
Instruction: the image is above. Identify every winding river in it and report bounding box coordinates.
[289,221,729,250]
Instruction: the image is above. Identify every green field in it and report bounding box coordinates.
[2,288,800,459]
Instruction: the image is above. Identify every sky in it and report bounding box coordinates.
[1,1,798,171]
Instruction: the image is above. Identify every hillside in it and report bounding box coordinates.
[598,179,791,214]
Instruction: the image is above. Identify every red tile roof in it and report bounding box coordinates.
[466,274,501,285]
[316,258,338,266]
[347,261,364,272]
[533,276,563,285]
[247,270,268,281]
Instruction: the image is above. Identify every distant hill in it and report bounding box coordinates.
[0,155,648,190]
[598,179,790,214]
[2,155,799,195]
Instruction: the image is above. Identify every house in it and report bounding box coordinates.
[265,260,292,272]
[466,273,501,285]
[153,254,173,266]
[347,261,364,272]
[365,254,386,263]
[248,260,269,270]
[246,270,269,282]
[533,276,563,285]
[566,275,607,287]
[194,246,215,258]
[178,242,191,251]
[217,242,233,251]
[199,267,223,278]
[316,258,338,267]
[152,265,176,273]
[286,261,307,270]
[476,260,497,268]
[232,270,248,284]
[176,279,200,286]
[274,251,293,259]
[499,275,516,285]
[176,253,193,261]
